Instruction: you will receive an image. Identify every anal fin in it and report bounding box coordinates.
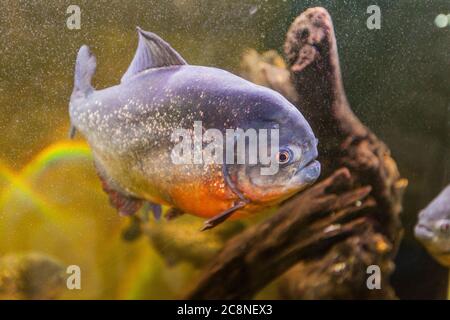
[102,180,143,216]
[95,164,143,216]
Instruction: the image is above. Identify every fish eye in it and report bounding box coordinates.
[277,148,292,164]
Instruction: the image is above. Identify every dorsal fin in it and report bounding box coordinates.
[121,27,187,83]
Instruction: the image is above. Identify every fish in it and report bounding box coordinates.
[69,27,320,230]
[415,185,450,266]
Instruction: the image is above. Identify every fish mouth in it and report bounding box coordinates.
[296,159,321,184]
[414,223,435,242]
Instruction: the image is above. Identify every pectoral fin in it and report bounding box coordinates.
[200,201,247,231]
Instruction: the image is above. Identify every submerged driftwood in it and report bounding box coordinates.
[185,7,407,299]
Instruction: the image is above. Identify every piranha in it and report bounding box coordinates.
[415,185,450,266]
[69,27,320,230]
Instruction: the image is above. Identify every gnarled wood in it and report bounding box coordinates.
[188,169,375,299]
[186,7,406,299]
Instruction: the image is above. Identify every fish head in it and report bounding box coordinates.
[227,90,321,205]
[414,186,450,267]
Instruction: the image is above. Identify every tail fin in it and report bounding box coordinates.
[72,45,96,97]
